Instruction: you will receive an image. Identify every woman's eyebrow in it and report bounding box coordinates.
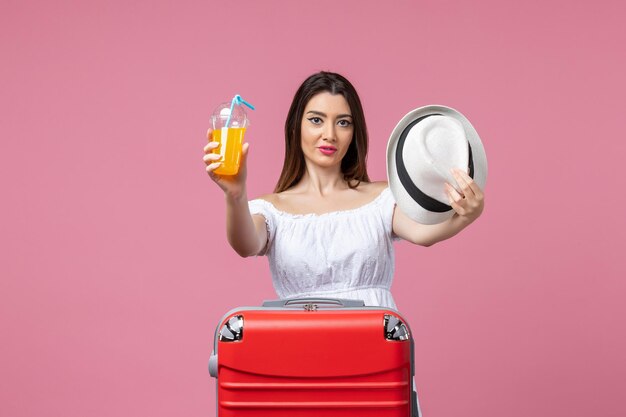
[306,110,353,118]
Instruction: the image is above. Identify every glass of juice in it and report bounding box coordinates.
[210,95,254,176]
[211,126,246,176]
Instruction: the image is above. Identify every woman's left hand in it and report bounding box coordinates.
[445,168,485,223]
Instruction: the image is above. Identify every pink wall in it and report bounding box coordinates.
[2,0,625,416]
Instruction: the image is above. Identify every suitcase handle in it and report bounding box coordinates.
[262,297,366,308]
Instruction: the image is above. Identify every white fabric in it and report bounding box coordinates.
[248,187,398,309]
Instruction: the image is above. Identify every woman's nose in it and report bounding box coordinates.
[323,124,337,142]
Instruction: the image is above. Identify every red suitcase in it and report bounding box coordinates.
[209,298,418,416]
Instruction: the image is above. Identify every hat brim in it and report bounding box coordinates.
[386,105,488,225]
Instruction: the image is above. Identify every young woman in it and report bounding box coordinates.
[203,71,484,417]
[203,71,484,307]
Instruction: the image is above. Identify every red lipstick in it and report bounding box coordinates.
[318,146,337,156]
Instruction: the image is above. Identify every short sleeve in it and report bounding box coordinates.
[248,199,276,255]
[380,188,403,242]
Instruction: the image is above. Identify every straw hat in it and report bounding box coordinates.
[386,105,487,225]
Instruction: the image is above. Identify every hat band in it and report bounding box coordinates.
[395,115,475,213]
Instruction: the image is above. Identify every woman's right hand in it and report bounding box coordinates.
[203,128,249,199]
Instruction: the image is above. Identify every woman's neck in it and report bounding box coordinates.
[296,165,348,196]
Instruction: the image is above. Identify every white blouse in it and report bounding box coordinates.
[248,187,399,309]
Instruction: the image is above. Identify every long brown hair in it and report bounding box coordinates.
[274,72,370,193]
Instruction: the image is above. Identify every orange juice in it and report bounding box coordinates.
[212,127,246,176]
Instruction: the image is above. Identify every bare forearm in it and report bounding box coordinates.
[205,138,262,256]
[412,214,474,246]
[225,190,264,257]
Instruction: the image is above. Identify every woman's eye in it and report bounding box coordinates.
[338,120,352,127]
[308,117,322,125]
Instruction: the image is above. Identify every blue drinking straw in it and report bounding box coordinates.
[225,94,255,128]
